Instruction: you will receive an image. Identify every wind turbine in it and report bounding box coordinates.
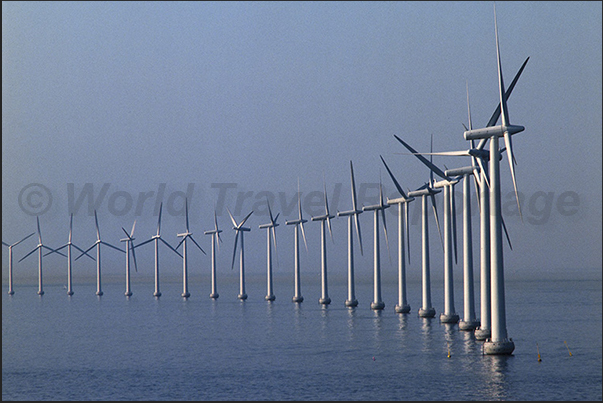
[463,6,525,355]
[134,202,182,297]
[120,220,138,297]
[362,175,390,311]
[395,135,461,323]
[228,208,253,300]
[337,161,364,308]
[311,180,335,306]
[399,136,442,318]
[76,210,125,296]
[204,208,223,299]
[259,198,279,301]
[19,216,66,295]
[175,199,206,298]
[381,156,414,314]
[45,213,95,296]
[2,232,34,295]
[285,180,308,303]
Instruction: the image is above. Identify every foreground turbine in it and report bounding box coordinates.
[229,209,253,300]
[2,232,34,295]
[311,181,335,305]
[285,180,308,303]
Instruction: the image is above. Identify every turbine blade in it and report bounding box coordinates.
[19,246,39,262]
[393,135,448,180]
[300,221,308,253]
[381,207,391,265]
[297,178,304,220]
[504,132,523,223]
[185,198,190,232]
[494,4,510,128]
[450,185,458,265]
[157,202,163,236]
[380,155,408,199]
[430,194,444,249]
[350,161,359,211]
[69,213,74,243]
[227,207,238,228]
[42,245,67,257]
[135,238,154,248]
[266,197,274,223]
[272,226,279,268]
[44,244,68,257]
[160,237,183,258]
[3,241,9,247]
[240,211,253,227]
[327,216,334,244]
[94,210,101,240]
[175,237,184,251]
[189,235,206,255]
[131,220,136,238]
[231,232,239,270]
[14,233,35,247]
[75,243,96,261]
[405,202,411,265]
[36,216,42,244]
[101,241,126,254]
[131,241,138,272]
[122,227,131,238]
[502,214,513,251]
[486,57,530,127]
[354,212,363,256]
[71,244,95,260]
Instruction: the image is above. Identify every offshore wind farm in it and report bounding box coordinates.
[2,2,601,401]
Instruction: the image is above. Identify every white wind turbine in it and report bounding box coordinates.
[396,136,461,323]
[311,181,335,306]
[463,6,526,355]
[175,199,206,298]
[76,210,125,296]
[285,180,308,303]
[204,208,223,299]
[381,156,414,314]
[19,216,66,295]
[45,213,95,296]
[134,203,182,297]
[337,161,364,308]
[120,220,139,297]
[228,208,253,300]
[362,175,390,311]
[2,232,34,295]
[259,198,279,302]
[397,135,443,318]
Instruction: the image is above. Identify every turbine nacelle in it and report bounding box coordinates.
[432,178,460,189]
[387,196,415,205]
[337,209,363,217]
[445,166,478,177]
[285,218,308,225]
[408,188,441,198]
[259,223,279,229]
[311,214,334,221]
[464,124,524,140]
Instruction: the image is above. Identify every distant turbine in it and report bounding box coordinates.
[204,208,223,299]
[399,135,443,318]
[2,232,34,295]
[120,220,139,297]
[76,210,125,296]
[381,156,414,314]
[285,179,308,303]
[311,181,335,305]
[337,161,364,308]
[135,203,182,297]
[259,198,279,302]
[175,199,206,298]
[19,216,66,295]
[463,6,526,355]
[228,208,253,300]
[46,213,95,296]
[363,175,390,310]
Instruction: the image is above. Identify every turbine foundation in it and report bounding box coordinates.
[474,327,491,340]
[459,319,480,331]
[265,294,275,301]
[292,296,304,303]
[153,291,162,297]
[96,291,103,296]
[484,338,515,355]
[210,293,219,299]
[67,291,74,296]
[345,299,358,307]
[181,292,190,298]
[125,291,132,297]
[8,290,15,295]
[238,293,248,300]
[418,307,436,318]
[319,297,331,305]
[440,313,459,323]
[371,301,385,310]
[37,290,44,296]
[395,303,411,314]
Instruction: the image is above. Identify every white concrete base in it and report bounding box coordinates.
[395,304,411,314]
[265,294,275,301]
[459,319,480,331]
[96,291,103,296]
[8,290,15,295]
[345,299,358,307]
[484,338,515,355]
[319,297,331,305]
[125,291,132,297]
[37,290,44,296]
[238,293,248,300]
[439,313,459,323]
[181,292,190,298]
[209,293,219,299]
[418,307,436,318]
[67,291,74,296]
[153,291,162,297]
[371,301,385,310]
[474,327,491,340]
[292,296,304,303]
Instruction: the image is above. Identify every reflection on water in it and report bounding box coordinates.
[482,355,512,400]
[421,317,434,352]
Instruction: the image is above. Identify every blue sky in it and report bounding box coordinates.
[3,2,601,284]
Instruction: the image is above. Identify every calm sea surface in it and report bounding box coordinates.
[3,271,602,401]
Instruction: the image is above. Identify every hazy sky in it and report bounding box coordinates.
[3,1,601,285]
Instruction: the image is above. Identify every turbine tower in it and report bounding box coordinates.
[76,210,125,296]
[120,220,139,297]
[135,203,182,297]
[259,198,279,301]
[285,180,308,303]
[463,6,526,355]
[2,232,34,295]
[175,199,206,298]
[362,176,390,311]
[311,181,335,306]
[47,213,95,296]
[204,208,223,299]
[381,156,414,314]
[399,136,443,318]
[337,161,364,308]
[228,208,253,300]
[19,216,66,295]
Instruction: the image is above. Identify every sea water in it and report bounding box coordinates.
[2,271,601,400]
